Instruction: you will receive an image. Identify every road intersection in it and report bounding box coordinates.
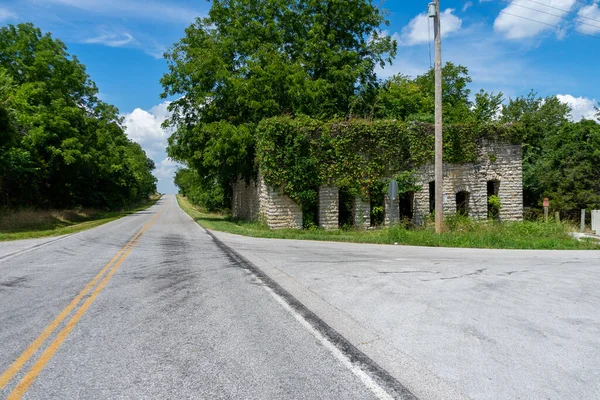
[1,195,599,399]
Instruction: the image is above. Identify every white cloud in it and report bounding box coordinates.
[80,28,165,58]
[35,0,200,24]
[577,3,600,34]
[0,8,17,21]
[463,2,473,12]
[83,32,135,47]
[123,101,171,159]
[123,101,181,193]
[557,94,599,121]
[494,0,577,39]
[398,8,463,46]
[154,157,181,186]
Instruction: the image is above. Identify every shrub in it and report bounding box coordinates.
[488,195,502,220]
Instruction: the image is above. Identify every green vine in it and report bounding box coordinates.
[395,170,422,196]
[256,117,522,207]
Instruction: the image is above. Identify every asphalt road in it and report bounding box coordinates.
[0,195,400,399]
[214,231,600,400]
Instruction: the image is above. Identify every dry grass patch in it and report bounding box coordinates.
[0,209,99,232]
[0,197,161,241]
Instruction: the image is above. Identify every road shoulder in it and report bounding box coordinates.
[209,229,469,400]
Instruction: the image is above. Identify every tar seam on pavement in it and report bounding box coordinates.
[204,229,418,400]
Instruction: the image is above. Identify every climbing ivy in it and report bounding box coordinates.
[395,170,422,196]
[256,117,522,207]
[256,116,322,206]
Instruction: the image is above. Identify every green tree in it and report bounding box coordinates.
[174,168,225,211]
[373,74,426,121]
[161,0,397,208]
[500,91,571,207]
[374,63,494,123]
[534,120,600,211]
[413,62,472,123]
[0,23,156,208]
[471,90,504,123]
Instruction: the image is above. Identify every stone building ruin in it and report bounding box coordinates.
[232,139,523,229]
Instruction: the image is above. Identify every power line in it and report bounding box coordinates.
[520,0,600,25]
[499,0,600,32]
[470,0,600,40]
[498,9,600,40]
[572,0,596,7]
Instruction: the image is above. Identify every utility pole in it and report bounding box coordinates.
[429,1,443,234]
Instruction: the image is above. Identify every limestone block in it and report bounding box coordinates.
[353,197,371,229]
[263,184,303,230]
[319,186,339,230]
[232,177,259,221]
[411,140,523,223]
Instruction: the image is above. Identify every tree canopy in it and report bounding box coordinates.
[162,0,397,206]
[374,63,503,124]
[533,120,600,211]
[0,23,156,208]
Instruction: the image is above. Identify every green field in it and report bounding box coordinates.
[178,195,599,250]
[0,196,161,242]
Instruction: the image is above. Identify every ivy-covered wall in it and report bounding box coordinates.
[255,117,523,209]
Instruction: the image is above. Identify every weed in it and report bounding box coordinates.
[177,195,599,250]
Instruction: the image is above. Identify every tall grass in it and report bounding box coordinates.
[178,195,599,250]
[0,209,100,232]
[0,196,160,241]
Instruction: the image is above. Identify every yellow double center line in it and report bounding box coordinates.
[0,208,163,399]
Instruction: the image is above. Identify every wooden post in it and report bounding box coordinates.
[433,0,443,234]
[581,209,586,233]
[555,211,560,223]
[544,207,548,223]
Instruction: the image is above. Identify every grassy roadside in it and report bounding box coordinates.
[0,195,162,242]
[177,195,599,250]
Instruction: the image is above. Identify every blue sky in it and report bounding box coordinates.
[1,0,599,193]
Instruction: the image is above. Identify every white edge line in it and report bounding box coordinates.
[0,233,77,264]
[262,284,395,400]
[176,196,396,399]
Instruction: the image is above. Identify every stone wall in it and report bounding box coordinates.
[261,179,303,229]
[232,141,523,230]
[411,140,523,225]
[482,140,523,222]
[319,186,339,230]
[353,198,371,229]
[232,174,303,229]
[231,178,260,220]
